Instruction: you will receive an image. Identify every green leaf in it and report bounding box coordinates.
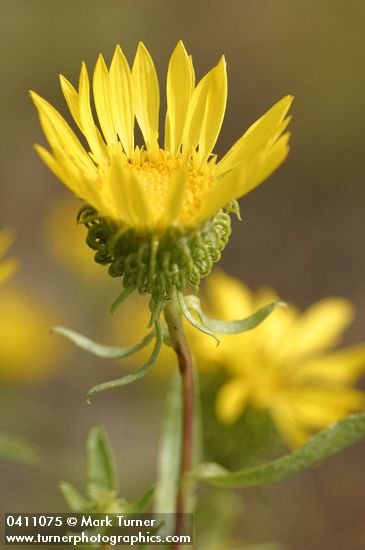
[184,294,285,334]
[86,321,163,402]
[85,425,118,499]
[154,373,182,515]
[124,487,155,513]
[0,431,41,465]
[177,291,220,345]
[190,412,365,488]
[59,481,88,512]
[52,326,155,359]
[111,286,134,314]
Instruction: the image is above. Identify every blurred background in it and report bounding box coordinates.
[1,1,365,549]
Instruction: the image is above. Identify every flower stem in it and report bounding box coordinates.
[164,290,194,548]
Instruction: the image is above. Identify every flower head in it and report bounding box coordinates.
[31,42,292,308]
[191,271,365,447]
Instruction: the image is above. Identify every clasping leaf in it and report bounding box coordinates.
[189,412,365,488]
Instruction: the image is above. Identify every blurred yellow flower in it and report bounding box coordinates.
[0,229,64,384]
[0,288,64,384]
[31,41,291,233]
[192,271,365,447]
[43,196,106,281]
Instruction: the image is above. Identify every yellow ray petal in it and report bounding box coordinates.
[59,75,82,129]
[75,172,112,220]
[30,91,95,174]
[132,42,159,149]
[0,257,19,286]
[282,297,355,361]
[110,45,134,157]
[105,155,153,227]
[204,270,254,320]
[211,132,289,209]
[270,403,309,447]
[35,145,77,192]
[295,344,365,384]
[78,62,108,164]
[254,302,298,362]
[165,41,194,155]
[217,95,293,176]
[188,54,195,89]
[216,379,251,423]
[163,166,188,226]
[198,56,227,162]
[181,66,213,153]
[93,54,117,144]
[164,112,171,153]
[196,164,246,223]
[235,132,290,198]
[289,387,365,429]
[36,144,103,216]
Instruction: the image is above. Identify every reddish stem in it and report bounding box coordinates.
[164,291,194,549]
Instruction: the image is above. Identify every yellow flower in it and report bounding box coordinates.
[43,196,107,281]
[31,42,292,308]
[191,271,365,447]
[0,287,64,384]
[31,41,292,233]
[0,229,65,384]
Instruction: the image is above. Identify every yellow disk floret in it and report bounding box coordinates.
[125,147,217,229]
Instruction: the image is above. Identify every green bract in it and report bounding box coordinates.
[78,204,233,313]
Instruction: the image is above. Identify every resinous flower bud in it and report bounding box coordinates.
[31,41,292,310]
